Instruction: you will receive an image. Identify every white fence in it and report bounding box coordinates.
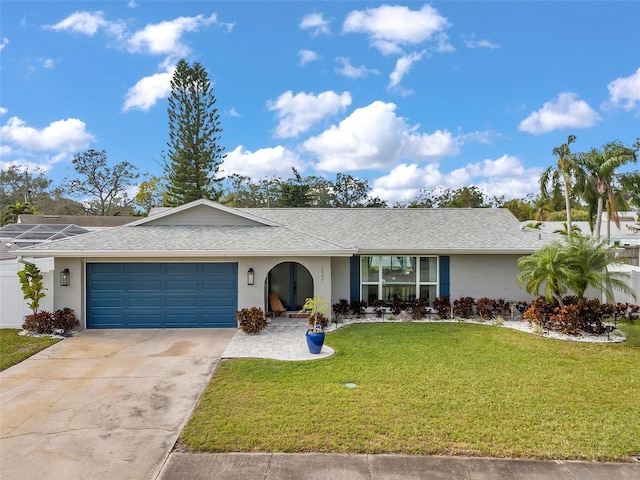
[611,264,640,305]
[0,257,54,329]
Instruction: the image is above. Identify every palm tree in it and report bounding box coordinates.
[575,141,637,240]
[2,201,36,226]
[517,241,574,306]
[564,235,635,304]
[540,135,580,236]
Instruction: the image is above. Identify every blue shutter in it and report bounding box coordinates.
[439,256,450,297]
[350,256,360,302]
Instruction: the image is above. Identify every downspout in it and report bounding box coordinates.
[17,255,34,266]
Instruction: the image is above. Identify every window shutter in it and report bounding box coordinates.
[439,256,450,297]
[350,256,360,302]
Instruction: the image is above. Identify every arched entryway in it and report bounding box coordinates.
[266,262,314,312]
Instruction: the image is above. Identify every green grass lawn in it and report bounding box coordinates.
[182,321,640,461]
[0,329,60,371]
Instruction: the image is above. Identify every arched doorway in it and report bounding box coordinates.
[266,262,313,312]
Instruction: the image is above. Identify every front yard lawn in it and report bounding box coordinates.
[0,329,60,371]
[182,321,640,461]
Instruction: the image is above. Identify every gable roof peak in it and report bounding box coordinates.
[128,198,280,227]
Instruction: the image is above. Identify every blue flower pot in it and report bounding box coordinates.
[305,329,325,354]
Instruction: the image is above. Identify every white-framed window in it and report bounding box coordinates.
[361,255,439,305]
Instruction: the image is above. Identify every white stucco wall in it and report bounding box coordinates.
[449,254,531,301]
[330,257,351,305]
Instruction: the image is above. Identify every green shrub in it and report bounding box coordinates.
[17,264,46,314]
[237,307,269,335]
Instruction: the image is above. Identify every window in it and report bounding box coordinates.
[361,255,438,305]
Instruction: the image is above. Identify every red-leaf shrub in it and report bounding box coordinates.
[433,295,450,319]
[475,297,495,319]
[453,296,474,318]
[22,311,55,334]
[237,307,269,334]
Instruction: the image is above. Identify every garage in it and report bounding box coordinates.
[86,262,238,328]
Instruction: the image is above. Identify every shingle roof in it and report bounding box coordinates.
[18,201,559,257]
[242,207,556,253]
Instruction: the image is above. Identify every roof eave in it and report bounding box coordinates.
[17,248,357,258]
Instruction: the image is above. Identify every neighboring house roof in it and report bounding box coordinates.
[523,219,640,246]
[17,199,559,258]
[18,214,135,228]
[0,223,91,259]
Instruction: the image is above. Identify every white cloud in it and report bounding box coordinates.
[123,68,174,111]
[434,32,454,53]
[335,57,379,79]
[0,37,8,51]
[303,101,458,172]
[518,92,600,134]
[343,4,450,54]
[48,11,233,111]
[47,11,108,35]
[126,14,224,58]
[299,49,319,66]
[465,38,500,49]
[0,107,7,115]
[267,90,352,139]
[370,154,541,204]
[0,116,94,151]
[219,145,305,178]
[227,107,241,117]
[299,13,331,36]
[128,0,139,8]
[389,50,426,89]
[45,11,125,39]
[606,68,640,111]
[40,58,55,69]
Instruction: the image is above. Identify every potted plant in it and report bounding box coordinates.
[300,296,330,354]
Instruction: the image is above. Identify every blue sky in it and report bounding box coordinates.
[1,1,639,205]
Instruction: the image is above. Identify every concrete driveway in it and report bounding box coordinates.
[0,328,235,480]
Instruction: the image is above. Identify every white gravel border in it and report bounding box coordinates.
[326,314,627,343]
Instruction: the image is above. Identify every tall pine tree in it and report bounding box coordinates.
[163,59,225,206]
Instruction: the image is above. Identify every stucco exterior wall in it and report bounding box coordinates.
[449,254,530,301]
[330,257,350,305]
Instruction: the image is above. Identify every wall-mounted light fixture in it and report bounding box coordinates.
[60,268,70,287]
[247,268,255,285]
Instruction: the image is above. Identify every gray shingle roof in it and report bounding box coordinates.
[242,207,557,253]
[18,201,559,257]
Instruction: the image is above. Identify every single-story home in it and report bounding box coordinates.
[12,199,561,330]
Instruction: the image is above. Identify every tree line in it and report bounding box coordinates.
[2,58,638,233]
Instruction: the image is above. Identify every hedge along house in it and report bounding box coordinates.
[14,199,558,329]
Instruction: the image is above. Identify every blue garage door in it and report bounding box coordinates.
[87,263,238,328]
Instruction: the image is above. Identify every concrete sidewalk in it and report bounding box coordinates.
[158,452,640,480]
